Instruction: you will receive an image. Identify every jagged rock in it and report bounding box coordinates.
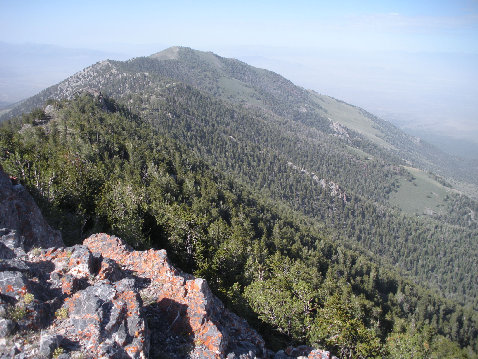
[58,280,148,358]
[0,318,15,337]
[96,257,124,282]
[84,233,266,358]
[0,271,28,301]
[0,242,150,358]
[270,347,335,359]
[0,168,63,251]
[39,334,62,358]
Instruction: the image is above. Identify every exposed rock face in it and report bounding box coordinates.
[0,170,333,358]
[84,233,266,359]
[0,168,63,251]
[0,231,266,358]
[0,240,150,358]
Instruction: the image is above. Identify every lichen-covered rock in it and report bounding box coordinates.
[0,233,332,359]
[0,271,28,301]
[285,346,333,359]
[84,233,266,359]
[58,280,148,358]
[0,243,150,358]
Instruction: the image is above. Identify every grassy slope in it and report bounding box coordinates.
[390,166,452,215]
[310,92,394,149]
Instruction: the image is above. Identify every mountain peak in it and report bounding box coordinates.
[149,45,186,60]
[149,46,225,69]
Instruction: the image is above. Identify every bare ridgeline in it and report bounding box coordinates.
[0,168,333,359]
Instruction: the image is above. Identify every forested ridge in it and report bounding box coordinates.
[1,94,477,358]
[121,82,478,309]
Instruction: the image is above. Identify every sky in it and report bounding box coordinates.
[1,0,478,156]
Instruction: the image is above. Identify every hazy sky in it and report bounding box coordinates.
[1,0,478,153]
[2,0,478,52]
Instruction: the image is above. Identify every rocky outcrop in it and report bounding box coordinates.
[84,233,265,359]
[0,240,149,358]
[0,167,63,252]
[0,170,333,358]
[286,162,348,203]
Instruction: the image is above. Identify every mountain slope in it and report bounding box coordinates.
[1,94,476,357]
[1,47,477,308]
[2,47,476,194]
[144,46,478,192]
